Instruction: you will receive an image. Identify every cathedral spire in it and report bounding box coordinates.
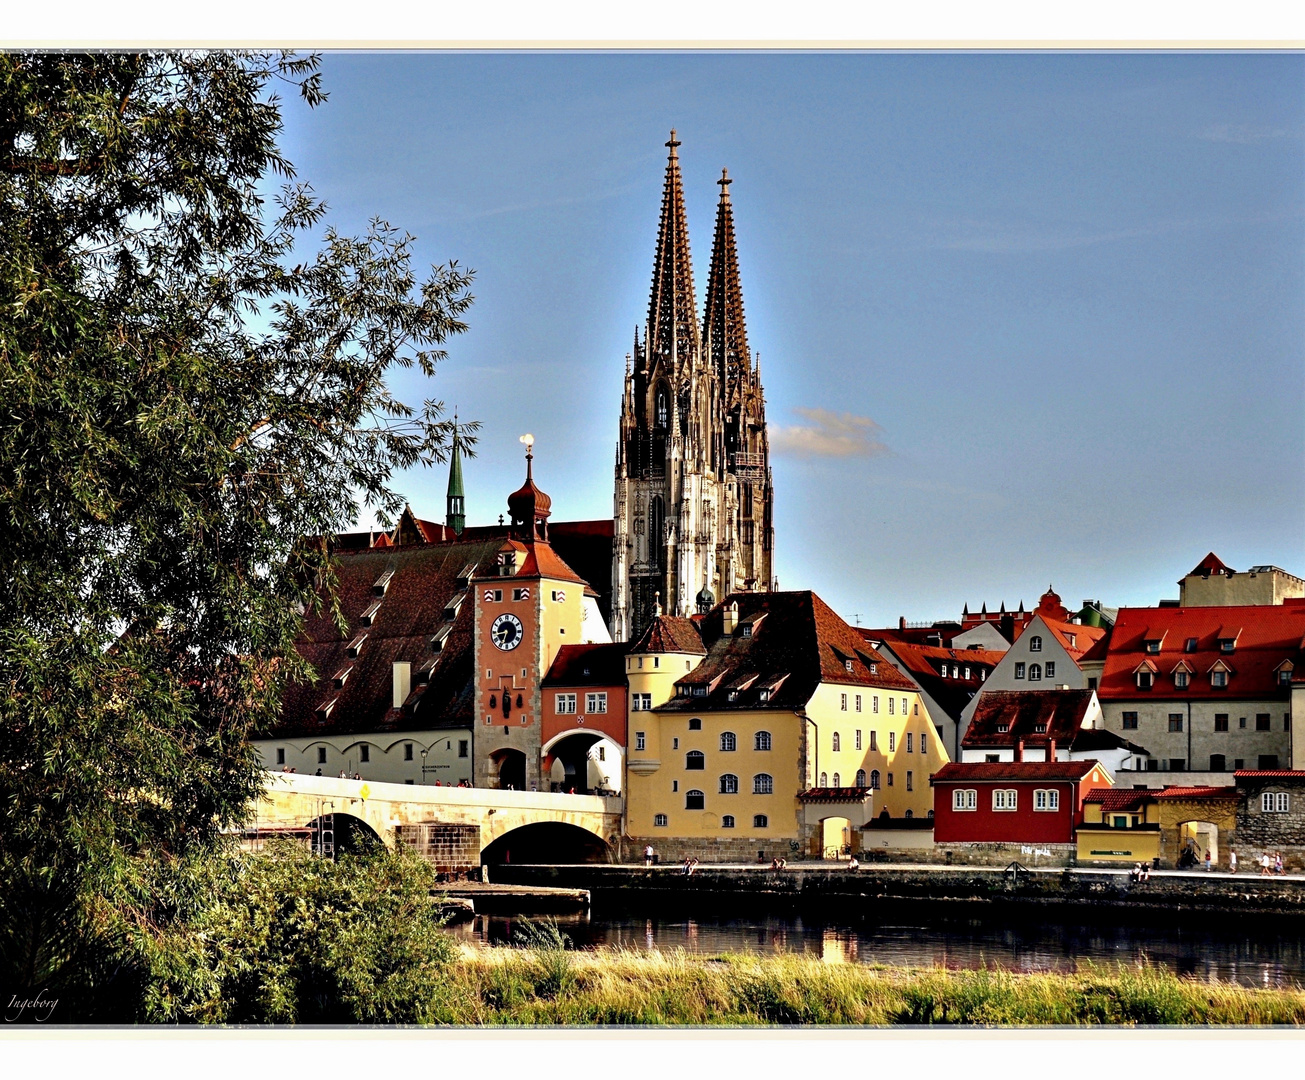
[704,167,750,400]
[445,413,465,536]
[646,129,699,374]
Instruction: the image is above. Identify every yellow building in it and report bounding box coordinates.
[625,592,951,862]
[1075,788,1162,864]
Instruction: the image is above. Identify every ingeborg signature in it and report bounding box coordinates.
[6,990,59,1023]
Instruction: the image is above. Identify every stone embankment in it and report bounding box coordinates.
[490,863,1305,924]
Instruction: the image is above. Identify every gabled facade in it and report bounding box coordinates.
[624,591,950,860]
[1179,553,1305,608]
[613,134,773,641]
[1097,602,1305,775]
[541,642,629,794]
[931,760,1112,846]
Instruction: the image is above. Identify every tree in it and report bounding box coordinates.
[0,51,475,1016]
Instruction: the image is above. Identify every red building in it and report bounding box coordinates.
[540,642,628,794]
[930,760,1112,845]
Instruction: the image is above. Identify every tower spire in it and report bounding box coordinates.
[646,129,700,374]
[704,166,750,402]
[445,412,465,536]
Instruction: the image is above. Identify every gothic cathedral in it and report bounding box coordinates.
[613,132,774,642]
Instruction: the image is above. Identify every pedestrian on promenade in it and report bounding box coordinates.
[644,844,654,867]
[847,856,860,871]
[1204,848,1212,872]
[1261,852,1273,875]
[1275,852,1285,875]
[1229,849,1238,874]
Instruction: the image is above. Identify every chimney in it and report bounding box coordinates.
[1014,738,1024,763]
[1047,738,1057,762]
[899,616,907,632]
[724,600,740,635]
[392,661,412,710]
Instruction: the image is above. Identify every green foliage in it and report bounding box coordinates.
[510,917,575,999]
[137,842,458,1024]
[0,49,476,1013]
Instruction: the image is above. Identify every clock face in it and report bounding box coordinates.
[491,613,524,651]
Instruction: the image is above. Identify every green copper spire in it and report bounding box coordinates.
[446,415,465,536]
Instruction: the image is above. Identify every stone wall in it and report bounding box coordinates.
[624,835,801,865]
[396,822,481,875]
[1235,777,1305,871]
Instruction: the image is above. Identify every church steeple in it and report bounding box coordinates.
[445,414,465,536]
[645,129,700,374]
[703,167,751,402]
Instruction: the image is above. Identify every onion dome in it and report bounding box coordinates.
[507,436,551,540]
[696,582,715,614]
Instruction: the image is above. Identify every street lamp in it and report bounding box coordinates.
[420,746,442,784]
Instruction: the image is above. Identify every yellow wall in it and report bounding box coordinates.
[806,683,949,818]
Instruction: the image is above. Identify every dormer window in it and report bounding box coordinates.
[996,723,1010,733]
[869,663,877,674]
[346,632,368,658]
[1065,633,1076,648]
[1218,638,1236,654]
[741,625,753,638]
[1185,637,1198,653]
[1175,671,1189,689]
[845,659,854,673]
[1212,670,1227,688]
[1278,662,1295,686]
[1137,671,1153,690]
[1034,722,1047,733]
[1144,639,1161,655]
[691,685,707,697]
[758,689,771,702]
[359,600,382,626]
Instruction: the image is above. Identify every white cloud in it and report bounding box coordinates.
[771,407,889,458]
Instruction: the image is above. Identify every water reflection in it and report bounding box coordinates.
[451,911,1305,989]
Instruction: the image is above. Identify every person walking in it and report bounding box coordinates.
[644,844,655,867]
[1229,849,1238,874]
[1261,852,1273,876]
[1275,852,1285,875]
[1204,848,1212,872]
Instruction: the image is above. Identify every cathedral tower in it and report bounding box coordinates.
[613,134,774,642]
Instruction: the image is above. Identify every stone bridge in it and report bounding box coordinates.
[247,772,625,864]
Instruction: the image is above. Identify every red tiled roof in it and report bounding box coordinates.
[1037,614,1108,661]
[1153,786,1237,800]
[931,760,1105,783]
[870,638,1004,723]
[1234,770,1305,778]
[1099,605,1305,702]
[1083,788,1154,812]
[1184,552,1234,580]
[542,643,629,688]
[631,615,707,656]
[659,591,914,713]
[1076,631,1112,665]
[962,689,1095,749]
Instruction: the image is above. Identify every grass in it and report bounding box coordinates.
[426,946,1305,1026]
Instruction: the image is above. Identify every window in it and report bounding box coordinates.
[597,746,606,761]
[672,780,678,792]
[1210,754,1226,772]
[1256,713,1271,731]
[685,790,704,810]
[719,774,739,794]
[754,731,772,751]
[1211,671,1227,689]
[819,772,828,786]
[317,746,327,764]
[921,733,928,756]
[963,666,971,680]
[1044,662,1055,679]
[1029,664,1042,682]
[753,815,768,829]
[873,695,880,714]
[1145,639,1161,655]
[902,698,908,715]
[688,717,702,730]
[1029,635,1042,652]
[1065,633,1076,648]
[856,769,867,786]
[359,744,370,763]
[1185,637,1198,653]
[673,737,679,749]
[845,658,854,672]
[1014,662,1026,680]
[404,743,414,761]
[276,748,286,764]
[1239,717,1247,729]
[906,771,913,791]
[1122,711,1138,730]
[870,731,878,751]
[870,770,881,790]
[1168,714,1183,733]
[906,733,914,753]
[953,788,977,811]
[1281,669,1294,686]
[654,813,668,827]
[1137,671,1153,690]
[1258,755,1280,770]
[486,589,502,603]
[1219,638,1236,654]
[1088,677,1098,690]
[887,772,894,787]
[512,587,528,601]
[583,692,607,714]
[832,732,841,752]
[1214,714,1229,732]
[459,740,469,758]
[1234,759,1245,770]
[1169,758,1186,771]
[832,772,841,787]
[855,695,862,712]
[1262,792,1290,813]
[1034,789,1060,811]
[888,697,895,715]
[632,692,652,711]
[556,693,576,714]
[993,789,1018,811]
[855,729,862,750]
[939,663,948,678]
[889,732,896,752]
[635,731,646,751]
[840,693,848,711]
[722,815,736,829]
[1174,671,1189,689]
[753,773,774,795]
[686,750,705,770]
[986,754,1000,762]
[720,732,737,752]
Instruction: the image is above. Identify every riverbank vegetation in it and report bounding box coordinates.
[434,944,1305,1026]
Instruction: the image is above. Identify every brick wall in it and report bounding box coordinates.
[396,822,481,874]
[624,835,801,865]
[1236,778,1305,867]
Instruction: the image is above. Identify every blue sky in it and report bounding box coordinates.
[277,51,1305,626]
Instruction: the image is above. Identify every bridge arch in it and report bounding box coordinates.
[542,729,624,795]
[304,812,385,856]
[481,820,614,865]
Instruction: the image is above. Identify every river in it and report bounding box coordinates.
[451,908,1305,989]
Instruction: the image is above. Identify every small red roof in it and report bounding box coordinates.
[1083,788,1154,812]
[1153,786,1237,799]
[630,614,707,656]
[1234,770,1305,778]
[931,760,1105,783]
[1184,552,1234,580]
